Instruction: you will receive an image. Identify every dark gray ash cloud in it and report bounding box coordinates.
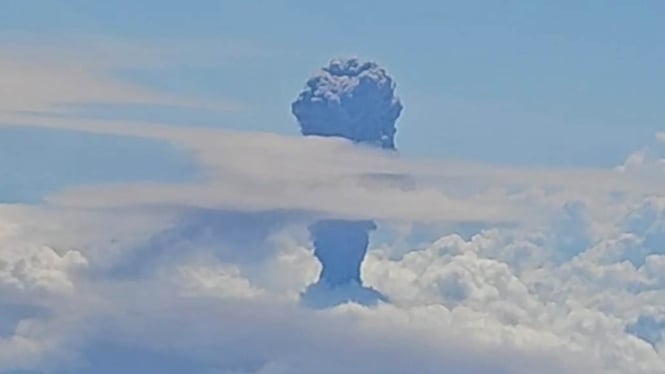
[292,58,402,307]
[292,57,403,149]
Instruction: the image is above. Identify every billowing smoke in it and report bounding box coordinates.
[292,57,402,307]
[309,219,376,287]
[292,57,403,150]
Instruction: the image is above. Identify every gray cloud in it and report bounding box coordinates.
[292,58,403,149]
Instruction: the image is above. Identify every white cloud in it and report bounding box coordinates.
[0,204,590,373]
[617,133,665,177]
[177,262,265,300]
[0,115,653,231]
[363,226,665,373]
[0,214,87,300]
[4,40,665,371]
[5,180,665,373]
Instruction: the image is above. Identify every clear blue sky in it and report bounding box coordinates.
[2,0,665,201]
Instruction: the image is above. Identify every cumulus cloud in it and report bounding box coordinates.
[0,215,87,300]
[5,170,665,373]
[0,205,593,373]
[617,133,665,176]
[363,228,665,373]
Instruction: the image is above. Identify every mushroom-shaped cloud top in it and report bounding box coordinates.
[291,58,403,150]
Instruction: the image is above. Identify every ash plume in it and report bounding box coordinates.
[292,57,402,307]
[292,58,403,150]
[309,219,376,287]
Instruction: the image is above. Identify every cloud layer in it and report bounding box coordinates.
[3,41,665,374]
[1,130,665,372]
[5,176,665,373]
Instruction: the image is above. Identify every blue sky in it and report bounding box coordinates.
[3,1,665,189]
[4,2,665,373]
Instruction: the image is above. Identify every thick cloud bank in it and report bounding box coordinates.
[5,133,665,372]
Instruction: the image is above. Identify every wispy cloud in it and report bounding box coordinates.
[0,38,248,123]
[11,115,657,226]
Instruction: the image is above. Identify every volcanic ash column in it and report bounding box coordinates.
[291,58,403,307]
